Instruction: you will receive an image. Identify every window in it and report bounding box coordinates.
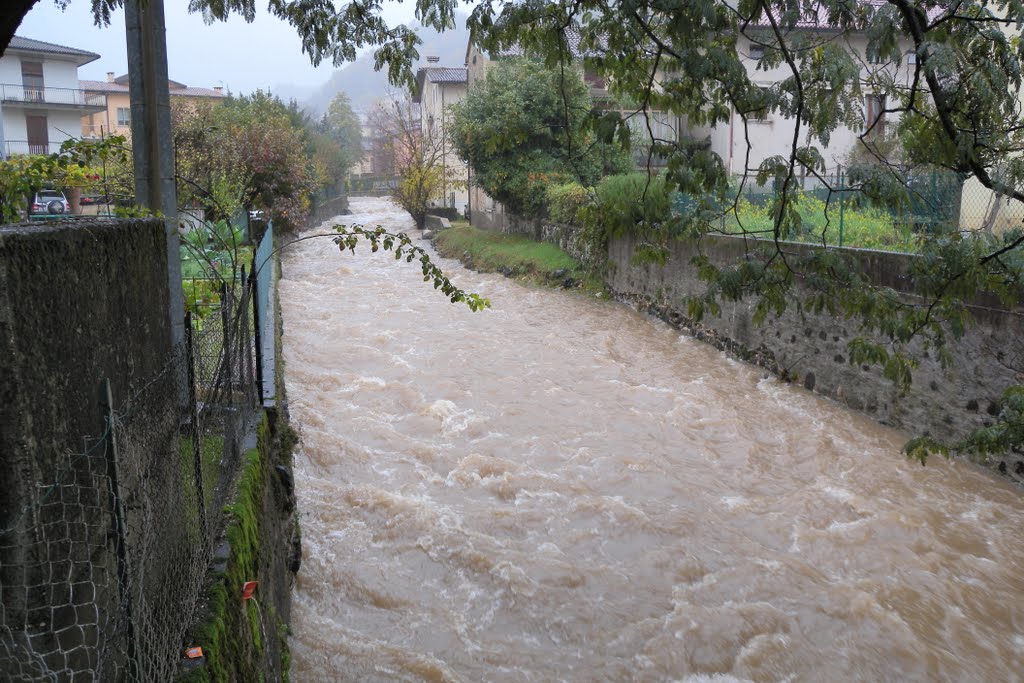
[117,107,131,127]
[749,86,771,122]
[21,61,44,102]
[906,50,917,65]
[866,47,883,65]
[865,94,886,135]
[749,43,765,60]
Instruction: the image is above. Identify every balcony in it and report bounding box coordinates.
[0,84,106,110]
[3,140,52,156]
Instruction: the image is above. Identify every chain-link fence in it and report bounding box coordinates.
[0,272,264,681]
[682,170,1024,252]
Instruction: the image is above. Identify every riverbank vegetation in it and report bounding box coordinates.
[450,60,631,219]
[434,222,601,292]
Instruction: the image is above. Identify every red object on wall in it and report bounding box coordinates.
[242,581,258,600]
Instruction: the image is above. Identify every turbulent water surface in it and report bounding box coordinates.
[282,197,1024,682]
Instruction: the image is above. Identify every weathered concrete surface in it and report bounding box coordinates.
[0,217,171,487]
[0,218,172,602]
[424,214,451,231]
[310,194,350,223]
[604,232,1024,479]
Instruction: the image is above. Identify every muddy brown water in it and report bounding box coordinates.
[283,198,1024,682]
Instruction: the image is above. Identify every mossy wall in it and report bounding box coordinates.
[0,219,171,521]
[179,408,300,682]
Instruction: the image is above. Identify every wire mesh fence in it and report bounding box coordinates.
[680,170,1024,252]
[0,272,264,681]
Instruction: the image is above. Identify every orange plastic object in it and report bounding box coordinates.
[185,646,204,659]
[242,581,258,600]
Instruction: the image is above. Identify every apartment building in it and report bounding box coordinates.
[81,72,227,139]
[0,36,105,158]
[412,60,469,213]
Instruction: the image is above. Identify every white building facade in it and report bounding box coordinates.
[688,32,916,180]
[413,64,469,214]
[0,36,105,158]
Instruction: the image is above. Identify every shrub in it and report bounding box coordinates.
[426,206,462,222]
[545,181,593,225]
[591,172,674,238]
[451,59,631,219]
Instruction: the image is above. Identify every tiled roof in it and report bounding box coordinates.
[489,27,587,59]
[413,66,467,102]
[174,85,227,98]
[6,36,100,66]
[80,77,226,98]
[422,66,468,84]
[79,80,128,93]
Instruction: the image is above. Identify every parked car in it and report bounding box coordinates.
[29,190,69,218]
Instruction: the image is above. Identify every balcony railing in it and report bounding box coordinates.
[3,140,51,156]
[0,83,106,108]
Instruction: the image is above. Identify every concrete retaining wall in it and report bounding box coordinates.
[0,218,171,533]
[523,217,1024,478]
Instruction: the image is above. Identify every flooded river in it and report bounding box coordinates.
[282,197,1024,682]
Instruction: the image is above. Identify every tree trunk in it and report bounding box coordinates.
[0,2,40,56]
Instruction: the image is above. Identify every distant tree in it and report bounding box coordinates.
[173,91,317,228]
[172,99,248,221]
[449,59,631,218]
[371,95,459,229]
[322,92,363,180]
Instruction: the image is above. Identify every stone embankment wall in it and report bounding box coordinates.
[181,409,300,683]
[500,216,1024,479]
[311,194,350,223]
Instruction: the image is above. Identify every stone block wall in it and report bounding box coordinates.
[525,217,1023,477]
[604,233,1024,476]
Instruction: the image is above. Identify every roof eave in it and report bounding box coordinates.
[5,45,101,68]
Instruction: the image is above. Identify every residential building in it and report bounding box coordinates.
[0,36,105,158]
[412,60,469,213]
[80,73,226,139]
[690,31,917,181]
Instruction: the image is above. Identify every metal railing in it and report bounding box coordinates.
[0,83,106,108]
[2,140,50,156]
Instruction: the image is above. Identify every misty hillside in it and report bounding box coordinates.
[278,19,471,116]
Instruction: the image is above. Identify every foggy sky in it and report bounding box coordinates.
[15,1,423,96]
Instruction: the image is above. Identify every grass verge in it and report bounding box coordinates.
[434,222,603,292]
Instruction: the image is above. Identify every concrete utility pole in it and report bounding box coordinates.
[124,0,185,351]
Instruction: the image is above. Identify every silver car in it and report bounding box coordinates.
[30,190,69,217]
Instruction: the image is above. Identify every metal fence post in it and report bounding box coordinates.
[99,378,140,678]
[240,265,256,408]
[838,166,845,248]
[250,256,264,406]
[220,281,233,399]
[184,313,208,536]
